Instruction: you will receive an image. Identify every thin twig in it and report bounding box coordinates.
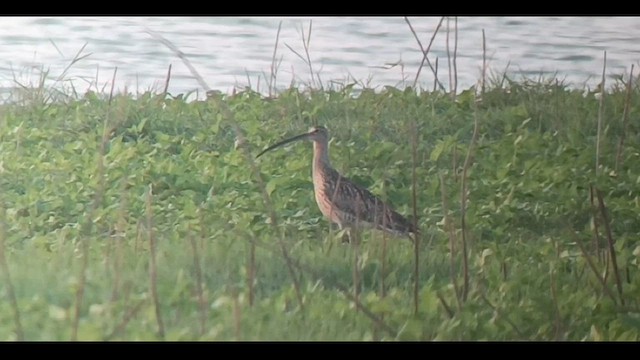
[433,58,439,92]
[589,185,602,263]
[595,188,625,305]
[480,292,525,339]
[285,20,321,90]
[460,103,480,301]
[54,42,92,83]
[501,260,508,281]
[108,68,118,106]
[111,177,129,302]
[570,227,618,305]
[453,17,458,98]
[411,120,420,315]
[452,143,458,183]
[500,61,511,89]
[440,173,461,309]
[0,206,24,340]
[303,20,317,88]
[352,199,362,312]
[436,291,454,319]
[595,51,606,174]
[72,67,115,341]
[232,286,242,340]
[104,299,146,341]
[481,29,486,96]
[269,21,283,97]
[615,64,634,172]
[161,64,172,100]
[550,269,564,340]
[446,17,452,95]
[188,231,207,336]
[146,184,165,339]
[147,30,211,93]
[380,222,388,299]
[404,16,446,91]
[247,237,256,307]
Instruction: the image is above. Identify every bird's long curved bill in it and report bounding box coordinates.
[256,132,311,158]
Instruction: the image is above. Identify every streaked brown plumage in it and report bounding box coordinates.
[257,126,417,239]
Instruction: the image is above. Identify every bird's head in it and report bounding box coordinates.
[256,126,329,158]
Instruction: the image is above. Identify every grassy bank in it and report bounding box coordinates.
[0,65,639,340]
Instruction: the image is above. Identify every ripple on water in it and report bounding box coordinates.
[0,17,637,97]
[504,20,525,26]
[69,25,93,32]
[556,55,595,62]
[31,17,62,26]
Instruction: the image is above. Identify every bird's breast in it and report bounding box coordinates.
[312,162,341,224]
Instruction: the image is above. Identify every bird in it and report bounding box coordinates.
[256,126,417,241]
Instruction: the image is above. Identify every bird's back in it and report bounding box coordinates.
[313,164,416,236]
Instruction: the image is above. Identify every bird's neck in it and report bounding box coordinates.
[312,140,331,171]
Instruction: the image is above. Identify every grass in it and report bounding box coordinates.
[0,20,639,341]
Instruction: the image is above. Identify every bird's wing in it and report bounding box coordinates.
[322,167,416,235]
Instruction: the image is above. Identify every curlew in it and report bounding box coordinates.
[257,126,417,241]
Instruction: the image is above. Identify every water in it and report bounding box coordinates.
[0,16,638,100]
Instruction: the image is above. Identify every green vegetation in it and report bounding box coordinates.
[0,71,638,341]
[0,25,639,339]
